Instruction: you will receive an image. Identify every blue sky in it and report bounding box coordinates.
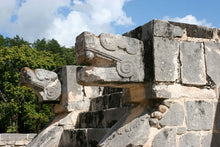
[0,0,219,47]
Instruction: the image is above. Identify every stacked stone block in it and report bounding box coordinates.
[124,19,220,147]
[0,134,36,147]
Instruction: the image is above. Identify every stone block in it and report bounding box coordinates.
[90,92,123,111]
[153,37,179,82]
[0,141,6,146]
[59,129,87,147]
[27,126,63,147]
[60,128,109,147]
[0,134,28,141]
[169,21,215,39]
[90,95,108,111]
[176,127,186,135]
[152,128,176,147]
[179,132,200,147]
[98,105,150,147]
[153,83,216,99]
[15,140,26,145]
[77,107,128,128]
[153,19,184,38]
[54,66,102,113]
[27,134,37,140]
[186,100,213,130]
[159,102,184,126]
[180,41,206,85]
[87,128,110,147]
[108,92,123,109]
[204,42,220,85]
[202,133,212,147]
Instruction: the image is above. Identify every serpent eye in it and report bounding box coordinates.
[85,51,95,60]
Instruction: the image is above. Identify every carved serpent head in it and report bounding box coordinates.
[20,67,61,102]
[75,31,145,87]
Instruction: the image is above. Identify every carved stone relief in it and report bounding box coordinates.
[20,67,61,102]
[75,31,144,87]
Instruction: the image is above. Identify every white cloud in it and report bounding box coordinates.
[0,0,17,29]
[163,15,212,27]
[0,0,133,47]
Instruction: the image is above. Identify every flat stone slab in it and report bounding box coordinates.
[154,37,179,82]
[204,42,220,85]
[27,126,63,147]
[179,132,200,147]
[98,105,150,147]
[60,128,110,147]
[180,41,206,85]
[151,83,216,99]
[159,102,184,126]
[152,128,176,147]
[186,100,213,130]
[77,107,128,128]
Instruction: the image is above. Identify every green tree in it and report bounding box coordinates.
[32,38,47,51]
[0,35,5,48]
[62,47,76,65]
[0,45,65,133]
[46,39,62,55]
[33,38,76,65]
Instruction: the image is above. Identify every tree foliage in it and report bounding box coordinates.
[33,38,76,65]
[0,35,75,133]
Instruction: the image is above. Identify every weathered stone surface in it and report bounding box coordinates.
[176,127,186,135]
[202,133,212,147]
[77,107,128,128]
[98,105,150,147]
[59,128,109,147]
[20,67,61,102]
[0,133,36,146]
[59,129,87,147]
[204,42,220,86]
[180,41,206,85]
[179,133,200,147]
[170,21,215,39]
[27,126,63,147]
[87,128,110,147]
[186,100,213,130]
[153,37,179,82]
[90,91,124,111]
[54,66,102,113]
[159,102,184,126]
[90,95,108,111]
[154,19,184,38]
[75,31,144,86]
[130,83,216,100]
[152,128,176,147]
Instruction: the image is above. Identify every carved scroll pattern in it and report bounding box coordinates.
[100,33,138,55]
[116,60,135,78]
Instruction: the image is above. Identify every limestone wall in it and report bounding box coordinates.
[0,133,36,147]
[123,19,220,147]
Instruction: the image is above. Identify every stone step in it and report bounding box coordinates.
[59,128,110,147]
[77,107,129,128]
[89,92,123,111]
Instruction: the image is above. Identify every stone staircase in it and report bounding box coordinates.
[59,89,131,147]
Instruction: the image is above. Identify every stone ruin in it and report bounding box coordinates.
[17,19,220,147]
